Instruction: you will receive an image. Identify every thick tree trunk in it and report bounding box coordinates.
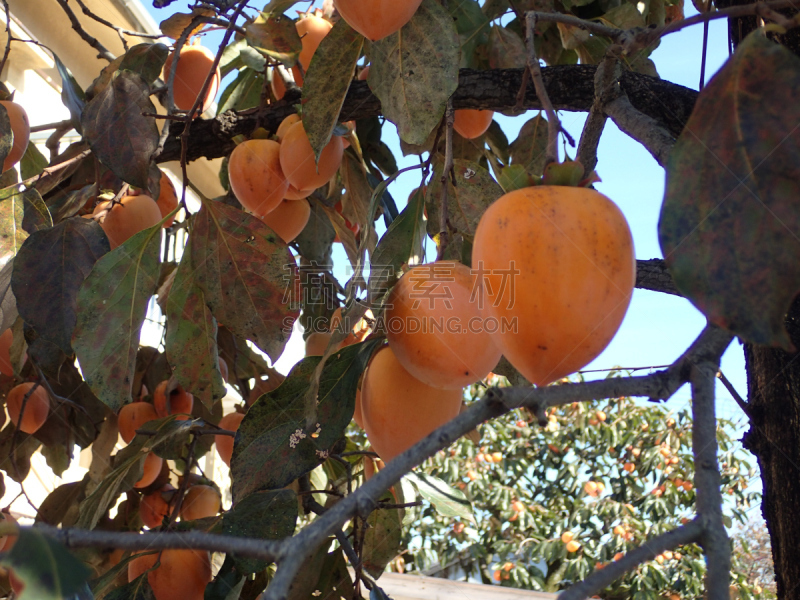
[742,298,800,598]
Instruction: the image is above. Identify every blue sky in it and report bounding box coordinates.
[144,1,749,428]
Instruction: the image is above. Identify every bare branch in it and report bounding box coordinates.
[558,520,704,600]
[577,52,620,173]
[635,259,681,296]
[71,0,163,43]
[692,357,731,600]
[436,100,454,261]
[37,525,283,561]
[604,95,675,167]
[525,12,560,165]
[52,0,115,62]
[717,370,750,416]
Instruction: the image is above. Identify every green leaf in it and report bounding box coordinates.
[303,19,364,160]
[246,13,302,68]
[368,185,426,300]
[0,528,91,599]
[103,572,155,600]
[77,418,190,529]
[426,159,504,239]
[509,114,548,176]
[368,0,459,145]
[165,237,226,409]
[36,479,88,527]
[119,43,170,85]
[0,422,40,482]
[222,489,297,574]
[659,33,800,348]
[21,188,52,234]
[406,471,474,520]
[191,200,299,363]
[46,183,97,224]
[489,25,527,69]
[294,199,335,266]
[218,68,265,114]
[53,53,86,133]
[12,218,108,355]
[362,491,403,578]
[449,0,490,69]
[72,220,162,411]
[231,339,381,500]
[497,164,535,193]
[0,186,32,260]
[263,0,301,16]
[81,70,158,190]
[19,142,48,181]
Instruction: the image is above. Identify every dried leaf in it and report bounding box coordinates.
[159,8,215,39]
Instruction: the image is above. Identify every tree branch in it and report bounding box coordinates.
[604,95,676,167]
[635,259,681,296]
[558,520,704,600]
[52,0,115,62]
[261,324,733,600]
[156,68,698,165]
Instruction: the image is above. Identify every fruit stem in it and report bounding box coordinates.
[524,12,561,166]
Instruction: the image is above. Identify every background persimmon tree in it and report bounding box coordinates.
[0,0,795,599]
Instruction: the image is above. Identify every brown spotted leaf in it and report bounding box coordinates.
[659,34,800,348]
[426,159,504,239]
[72,221,162,411]
[368,0,459,145]
[165,235,226,409]
[302,19,363,160]
[191,200,299,363]
[81,70,158,190]
[245,13,303,68]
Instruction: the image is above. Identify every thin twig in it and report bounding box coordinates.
[30,120,74,133]
[0,0,12,77]
[577,51,620,173]
[716,370,750,416]
[52,0,115,61]
[436,100,454,261]
[165,434,198,529]
[525,12,560,165]
[71,0,163,43]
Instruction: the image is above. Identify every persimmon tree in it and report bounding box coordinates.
[0,0,795,599]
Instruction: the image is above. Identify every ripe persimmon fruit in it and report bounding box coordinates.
[139,485,175,529]
[98,195,163,250]
[228,139,289,217]
[163,44,220,113]
[279,120,344,192]
[305,331,333,356]
[284,184,313,200]
[329,307,373,347]
[334,0,423,41]
[133,452,163,489]
[6,382,49,434]
[0,328,13,377]
[296,13,332,73]
[153,381,194,420]
[0,101,29,173]
[118,402,159,444]
[360,346,462,462]
[216,411,244,467]
[472,186,635,386]
[180,485,221,521]
[453,109,494,139]
[259,198,311,243]
[385,261,501,390]
[276,114,301,142]
[129,549,211,600]
[155,171,178,227]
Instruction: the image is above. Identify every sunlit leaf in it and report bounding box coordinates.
[246,13,302,68]
[218,68,265,114]
[19,142,48,181]
[368,0,459,144]
[191,199,299,363]
[72,221,162,411]
[362,491,403,578]
[119,43,170,85]
[165,236,226,409]
[406,471,474,520]
[303,19,363,160]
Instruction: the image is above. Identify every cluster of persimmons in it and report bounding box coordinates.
[0,3,639,598]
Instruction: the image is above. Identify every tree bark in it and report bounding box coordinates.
[743,298,800,598]
[157,67,697,164]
